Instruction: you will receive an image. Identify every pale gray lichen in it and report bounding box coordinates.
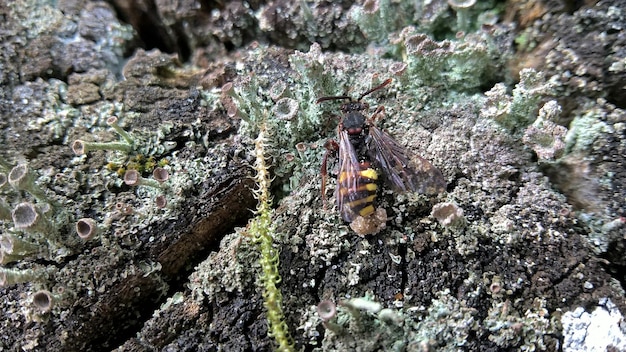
[405,289,479,350]
[431,201,465,228]
[350,0,396,43]
[3,0,624,349]
[561,298,626,352]
[0,267,39,287]
[483,298,558,350]
[522,100,567,160]
[317,295,407,351]
[0,162,75,264]
[189,230,257,301]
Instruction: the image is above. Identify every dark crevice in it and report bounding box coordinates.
[108,0,179,56]
[446,173,464,193]
[600,240,626,294]
[57,161,257,351]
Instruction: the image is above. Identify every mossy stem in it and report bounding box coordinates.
[251,124,294,352]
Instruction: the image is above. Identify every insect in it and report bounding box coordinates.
[317,78,446,235]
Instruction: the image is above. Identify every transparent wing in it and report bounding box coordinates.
[336,130,362,222]
[367,126,446,195]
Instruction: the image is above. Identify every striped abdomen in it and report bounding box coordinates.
[336,163,378,222]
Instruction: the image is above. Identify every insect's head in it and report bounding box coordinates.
[316,78,392,134]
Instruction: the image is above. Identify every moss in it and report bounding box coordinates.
[248,124,294,351]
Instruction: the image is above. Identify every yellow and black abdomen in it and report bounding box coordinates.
[336,164,378,222]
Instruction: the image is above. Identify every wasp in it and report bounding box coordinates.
[317,78,446,235]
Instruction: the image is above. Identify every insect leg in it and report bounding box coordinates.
[369,105,386,124]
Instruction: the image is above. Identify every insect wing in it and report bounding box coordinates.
[367,126,446,194]
[336,130,364,222]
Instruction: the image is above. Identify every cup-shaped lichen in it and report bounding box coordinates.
[0,250,23,265]
[32,290,54,313]
[12,202,51,235]
[431,202,466,228]
[155,195,167,209]
[71,115,136,156]
[106,116,134,145]
[351,0,394,43]
[0,198,11,220]
[448,0,477,33]
[317,299,338,322]
[0,267,38,287]
[0,172,7,188]
[72,139,132,155]
[7,164,49,202]
[317,299,344,335]
[152,167,169,183]
[75,218,98,240]
[271,98,299,121]
[8,164,32,189]
[269,80,290,101]
[0,233,39,256]
[124,169,161,188]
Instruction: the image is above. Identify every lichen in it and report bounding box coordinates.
[1,0,625,350]
[565,107,610,154]
[483,298,558,350]
[482,68,556,131]
[399,28,498,92]
[522,100,567,160]
[561,298,626,352]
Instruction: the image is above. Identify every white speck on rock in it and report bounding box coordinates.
[562,298,626,352]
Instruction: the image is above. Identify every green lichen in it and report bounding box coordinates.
[72,116,136,156]
[311,286,562,351]
[223,43,333,193]
[288,43,338,99]
[482,68,555,132]
[0,162,73,265]
[0,266,53,288]
[399,29,498,92]
[522,100,567,161]
[7,164,55,206]
[350,0,395,43]
[406,289,479,349]
[565,108,610,154]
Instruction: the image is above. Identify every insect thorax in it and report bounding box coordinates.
[342,111,368,131]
